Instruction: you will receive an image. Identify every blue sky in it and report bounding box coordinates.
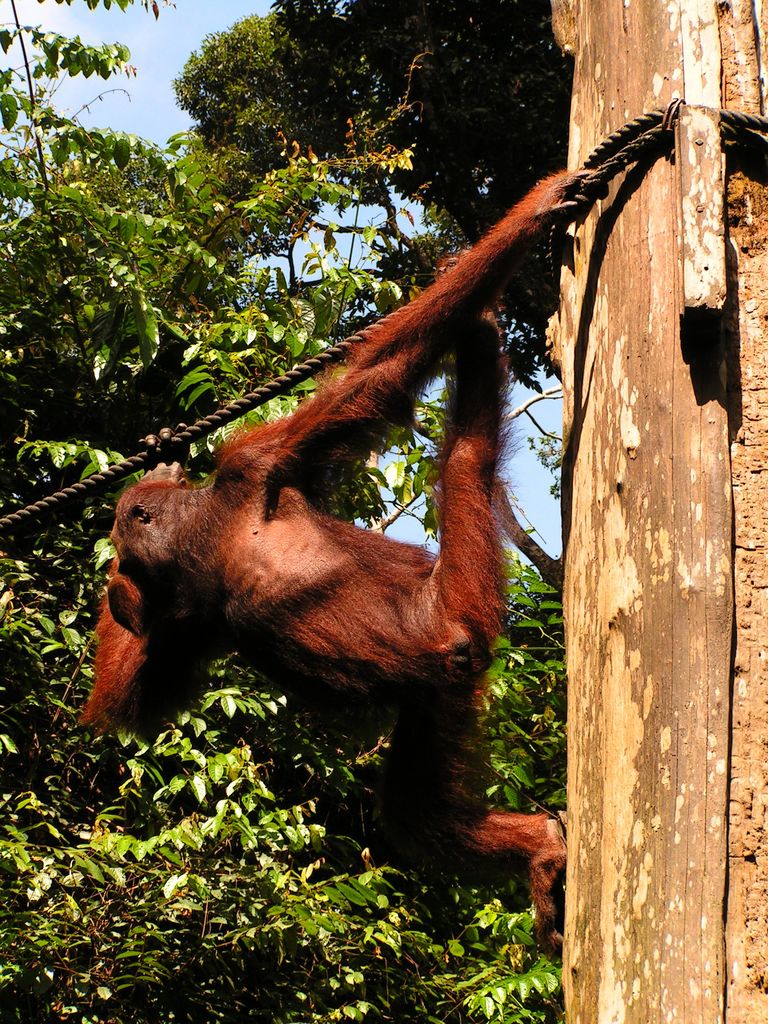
[8,0,563,556]
[12,0,271,142]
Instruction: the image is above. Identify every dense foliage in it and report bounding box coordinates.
[174,0,573,384]
[0,3,567,1021]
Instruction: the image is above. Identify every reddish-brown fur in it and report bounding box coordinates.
[83,171,578,949]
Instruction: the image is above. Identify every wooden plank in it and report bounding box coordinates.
[676,106,726,314]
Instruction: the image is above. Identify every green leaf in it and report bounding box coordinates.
[118,214,137,242]
[0,94,18,130]
[220,693,237,718]
[335,881,370,906]
[190,775,207,802]
[113,137,130,169]
[0,734,19,754]
[162,872,188,898]
[130,285,159,368]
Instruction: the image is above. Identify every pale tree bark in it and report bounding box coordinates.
[721,4,768,1019]
[548,1,767,1021]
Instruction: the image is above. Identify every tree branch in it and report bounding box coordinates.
[505,506,563,590]
[493,483,562,590]
[506,386,562,423]
[11,0,48,190]
[371,493,420,533]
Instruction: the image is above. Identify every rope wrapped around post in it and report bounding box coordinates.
[548,104,768,268]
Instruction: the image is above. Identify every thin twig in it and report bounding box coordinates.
[10,0,48,189]
[371,493,420,533]
[375,181,432,273]
[71,88,131,120]
[524,407,559,440]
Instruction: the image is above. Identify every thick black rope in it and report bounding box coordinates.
[0,336,360,536]
[161,336,360,448]
[582,110,665,168]
[548,109,669,263]
[548,106,768,270]
[720,109,768,134]
[584,108,768,194]
[3,105,768,537]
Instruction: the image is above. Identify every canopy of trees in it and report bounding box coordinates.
[174,0,572,383]
[0,2,569,1021]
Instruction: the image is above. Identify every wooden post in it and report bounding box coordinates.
[549,1,768,1020]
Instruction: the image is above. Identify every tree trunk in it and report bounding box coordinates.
[549,2,767,1021]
